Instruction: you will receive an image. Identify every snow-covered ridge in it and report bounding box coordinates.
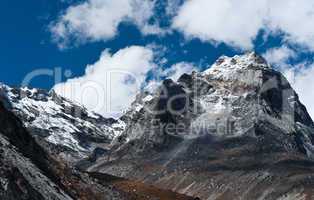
[203,52,271,82]
[0,52,313,162]
[0,84,125,159]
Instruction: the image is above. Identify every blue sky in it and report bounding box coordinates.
[1,0,314,118]
[0,0,236,89]
[0,0,282,89]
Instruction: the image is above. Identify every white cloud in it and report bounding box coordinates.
[53,46,155,118]
[162,62,198,81]
[264,46,314,119]
[267,0,314,50]
[172,0,266,49]
[144,79,161,93]
[284,64,314,119]
[173,0,314,50]
[165,0,183,17]
[263,46,296,68]
[51,0,163,48]
[143,62,198,95]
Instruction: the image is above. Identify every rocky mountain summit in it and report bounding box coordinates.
[86,52,314,199]
[105,52,314,154]
[1,52,314,199]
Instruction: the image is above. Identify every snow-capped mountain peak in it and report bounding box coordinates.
[111,52,314,158]
[86,53,314,200]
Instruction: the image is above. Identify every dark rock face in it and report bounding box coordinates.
[86,53,314,199]
[155,79,190,124]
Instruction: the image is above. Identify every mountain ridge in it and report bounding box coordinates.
[1,52,314,199]
[0,84,126,162]
[85,52,314,199]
